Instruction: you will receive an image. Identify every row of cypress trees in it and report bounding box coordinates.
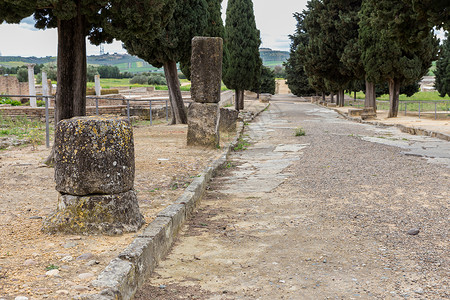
[285,0,447,118]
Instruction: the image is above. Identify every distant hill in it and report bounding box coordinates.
[0,49,289,73]
[259,48,290,67]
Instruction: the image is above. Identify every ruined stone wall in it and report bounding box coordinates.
[0,76,29,95]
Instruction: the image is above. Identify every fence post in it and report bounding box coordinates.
[95,98,99,115]
[418,101,421,119]
[127,99,130,122]
[165,100,168,121]
[42,72,50,148]
[405,102,407,116]
[149,100,152,125]
[435,102,437,120]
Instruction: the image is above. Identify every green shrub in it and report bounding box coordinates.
[129,75,149,85]
[147,73,167,85]
[0,96,21,106]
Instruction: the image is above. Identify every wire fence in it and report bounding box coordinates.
[0,94,170,148]
[344,98,450,119]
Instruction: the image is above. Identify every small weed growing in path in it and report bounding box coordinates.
[45,264,59,271]
[233,138,250,151]
[295,127,306,136]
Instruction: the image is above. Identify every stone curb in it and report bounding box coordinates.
[320,104,450,142]
[77,102,269,300]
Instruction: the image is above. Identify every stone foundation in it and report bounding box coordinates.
[187,103,220,147]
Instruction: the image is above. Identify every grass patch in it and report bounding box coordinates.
[233,137,250,151]
[0,114,50,148]
[295,127,306,136]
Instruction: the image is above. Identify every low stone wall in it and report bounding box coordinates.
[0,106,125,119]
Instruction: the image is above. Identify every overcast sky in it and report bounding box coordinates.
[0,0,307,57]
[0,1,446,58]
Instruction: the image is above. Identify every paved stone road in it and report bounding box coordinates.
[135,95,449,299]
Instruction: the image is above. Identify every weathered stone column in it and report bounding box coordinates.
[27,64,36,107]
[43,116,144,235]
[95,74,102,96]
[187,37,225,147]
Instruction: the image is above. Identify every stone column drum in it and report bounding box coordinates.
[187,37,224,147]
[43,116,144,235]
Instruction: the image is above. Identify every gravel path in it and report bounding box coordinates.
[136,95,449,299]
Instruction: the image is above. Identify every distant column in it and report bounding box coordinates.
[42,72,49,96]
[95,74,102,96]
[27,64,36,107]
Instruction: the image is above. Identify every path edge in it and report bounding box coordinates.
[76,102,269,300]
[319,104,450,142]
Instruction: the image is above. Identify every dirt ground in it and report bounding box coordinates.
[0,122,222,299]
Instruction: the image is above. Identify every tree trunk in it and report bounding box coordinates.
[338,90,345,107]
[235,90,240,111]
[239,90,244,110]
[354,91,356,101]
[365,80,376,112]
[322,93,325,102]
[164,60,187,124]
[330,92,334,103]
[388,79,400,118]
[44,4,87,166]
[55,7,87,123]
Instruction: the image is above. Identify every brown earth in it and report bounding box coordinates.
[0,121,222,299]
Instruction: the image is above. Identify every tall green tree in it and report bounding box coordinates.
[124,0,209,124]
[284,12,316,97]
[0,0,174,123]
[302,0,363,107]
[223,0,261,111]
[435,34,450,97]
[180,0,225,80]
[359,0,439,117]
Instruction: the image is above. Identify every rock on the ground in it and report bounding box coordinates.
[407,228,420,235]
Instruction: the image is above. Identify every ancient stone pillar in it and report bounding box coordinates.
[42,72,49,96]
[43,116,144,235]
[187,37,225,148]
[27,64,36,107]
[95,74,102,96]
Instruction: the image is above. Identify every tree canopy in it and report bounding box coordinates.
[435,34,450,97]
[284,12,315,97]
[359,0,438,117]
[0,0,175,123]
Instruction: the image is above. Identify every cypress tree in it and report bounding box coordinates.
[123,0,209,124]
[359,0,439,117]
[223,0,261,111]
[303,0,363,107]
[435,34,450,97]
[180,0,225,80]
[284,12,316,97]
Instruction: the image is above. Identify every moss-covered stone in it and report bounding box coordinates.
[42,190,144,235]
[55,116,134,196]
